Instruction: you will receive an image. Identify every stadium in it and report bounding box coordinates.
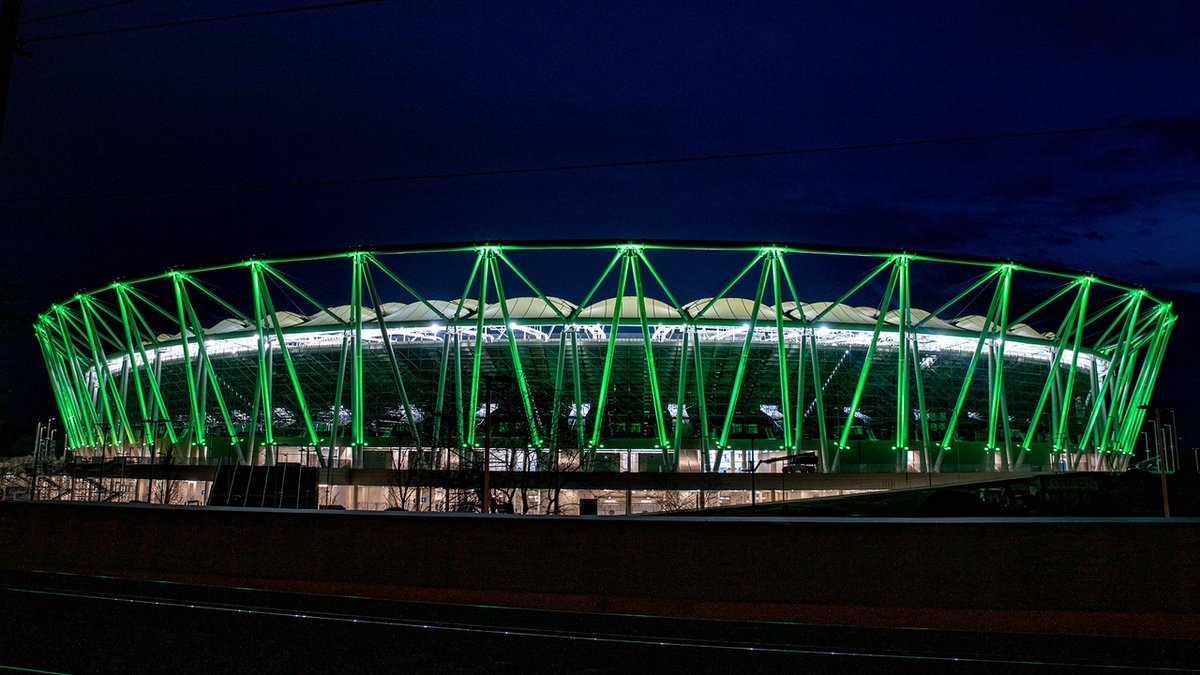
[33,242,1175,512]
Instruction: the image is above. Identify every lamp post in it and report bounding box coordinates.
[95,422,111,460]
[38,422,56,499]
[30,420,43,500]
[1163,424,1175,473]
[1138,404,1172,519]
[144,418,170,503]
[481,374,516,514]
[1169,408,1179,472]
[747,456,764,507]
[94,422,112,501]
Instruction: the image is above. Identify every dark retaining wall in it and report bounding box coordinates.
[2,501,1197,638]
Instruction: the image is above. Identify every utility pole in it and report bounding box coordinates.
[1155,407,1171,519]
[481,374,517,514]
[0,0,24,143]
[1139,404,1172,519]
[30,419,42,500]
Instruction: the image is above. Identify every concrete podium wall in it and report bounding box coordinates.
[2,501,1197,638]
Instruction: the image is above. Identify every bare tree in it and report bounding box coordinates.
[442,447,482,512]
[495,445,551,514]
[153,443,184,504]
[389,447,435,511]
[697,471,726,510]
[652,487,690,513]
[541,446,583,515]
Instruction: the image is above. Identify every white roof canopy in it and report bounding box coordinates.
[803,302,875,325]
[383,299,478,323]
[306,305,372,326]
[206,318,252,335]
[577,296,681,320]
[482,296,576,320]
[683,297,776,321]
[884,308,957,331]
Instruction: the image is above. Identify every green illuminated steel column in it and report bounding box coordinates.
[114,286,150,437]
[488,252,541,447]
[549,330,567,453]
[691,326,711,471]
[570,328,585,455]
[361,262,421,446]
[629,256,669,454]
[716,258,770,469]
[249,264,275,452]
[168,276,207,448]
[688,249,770,461]
[467,249,490,448]
[59,307,107,447]
[1057,277,1092,463]
[433,330,452,454]
[894,255,911,470]
[671,328,690,470]
[1115,306,1173,453]
[637,246,689,469]
[1081,292,1141,454]
[59,302,104,444]
[910,335,931,471]
[259,265,319,447]
[588,252,630,449]
[121,288,180,445]
[453,253,481,451]
[1017,280,1086,467]
[838,259,900,452]
[1107,303,1150,452]
[777,257,824,463]
[936,268,1006,466]
[1103,298,1152,453]
[79,296,134,446]
[177,278,247,458]
[985,265,1012,467]
[453,329,465,449]
[350,254,366,456]
[770,254,793,450]
[74,296,121,444]
[325,331,350,467]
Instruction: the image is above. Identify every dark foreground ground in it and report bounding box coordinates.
[2,570,1196,674]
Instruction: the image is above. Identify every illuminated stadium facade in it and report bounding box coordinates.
[34,242,1175,510]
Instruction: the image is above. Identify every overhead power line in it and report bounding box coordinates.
[2,117,1198,204]
[18,0,389,44]
[22,0,140,26]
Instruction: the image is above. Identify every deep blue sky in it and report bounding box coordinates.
[2,1,1199,447]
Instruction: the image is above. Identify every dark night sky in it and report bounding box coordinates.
[2,1,1199,451]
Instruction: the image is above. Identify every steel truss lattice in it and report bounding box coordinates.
[34,241,1175,473]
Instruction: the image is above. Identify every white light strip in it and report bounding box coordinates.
[95,324,1107,380]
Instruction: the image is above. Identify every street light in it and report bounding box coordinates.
[1163,424,1176,473]
[482,374,516,514]
[95,422,111,460]
[30,420,47,501]
[94,422,113,502]
[1169,408,1179,471]
[1137,404,1172,519]
[144,418,170,504]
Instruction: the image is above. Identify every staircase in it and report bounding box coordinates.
[206,461,318,509]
